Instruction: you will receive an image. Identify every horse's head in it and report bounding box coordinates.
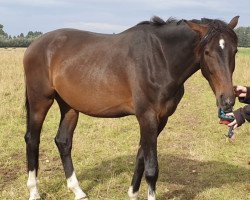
[186,16,239,112]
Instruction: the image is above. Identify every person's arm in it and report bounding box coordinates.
[223,86,250,129]
[233,104,250,127]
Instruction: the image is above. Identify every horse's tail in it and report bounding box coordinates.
[25,87,30,133]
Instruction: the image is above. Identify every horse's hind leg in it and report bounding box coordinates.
[25,93,54,200]
[55,95,87,200]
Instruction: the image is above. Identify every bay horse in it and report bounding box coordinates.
[24,16,239,200]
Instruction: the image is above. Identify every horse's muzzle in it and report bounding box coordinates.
[219,94,235,113]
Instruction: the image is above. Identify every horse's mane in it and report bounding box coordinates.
[137,16,238,47]
[137,16,178,26]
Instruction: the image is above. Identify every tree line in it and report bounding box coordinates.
[235,27,250,47]
[0,24,42,47]
[0,24,249,47]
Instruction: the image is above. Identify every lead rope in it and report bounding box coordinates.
[218,108,235,138]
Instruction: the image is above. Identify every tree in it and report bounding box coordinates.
[19,33,24,38]
[0,24,8,38]
[0,24,43,47]
[235,27,250,47]
[26,31,43,38]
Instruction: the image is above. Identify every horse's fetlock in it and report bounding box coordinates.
[27,170,38,188]
[27,179,37,189]
[67,179,78,190]
[67,172,87,200]
[128,186,139,200]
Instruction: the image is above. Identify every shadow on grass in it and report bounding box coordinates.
[158,155,250,199]
[77,154,250,200]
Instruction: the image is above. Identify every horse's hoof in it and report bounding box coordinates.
[75,196,88,200]
[28,194,41,200]
[29,198,40,200]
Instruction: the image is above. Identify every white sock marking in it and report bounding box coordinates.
[27,170,40,200]
[148,188,156,200]
[128,186,139,200]
[219,39,225,49]
[67,171,87,200]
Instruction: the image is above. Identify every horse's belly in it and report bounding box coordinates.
[77,94,134,118]
[54,76,134,117]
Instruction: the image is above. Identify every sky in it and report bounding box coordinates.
[0,0,249,36]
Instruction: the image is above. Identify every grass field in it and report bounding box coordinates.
[0,48,250,200]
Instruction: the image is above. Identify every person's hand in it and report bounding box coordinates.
[226,113,238,129]
[234,86,247,98]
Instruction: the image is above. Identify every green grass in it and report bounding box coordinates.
[0,48,250,200]
[238,47,250,56]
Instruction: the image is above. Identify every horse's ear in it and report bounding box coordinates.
[184,20,208,38]
[228,16,239,29]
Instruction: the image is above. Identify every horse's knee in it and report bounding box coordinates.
[25,131,40,148]
[55,135,72,156]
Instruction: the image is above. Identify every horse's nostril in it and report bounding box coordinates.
[223,97,235,112]
[225,98,231,106]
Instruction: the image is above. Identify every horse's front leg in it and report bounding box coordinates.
[128,115,168,200]
[140,111,159,200]
[134,111,160,200]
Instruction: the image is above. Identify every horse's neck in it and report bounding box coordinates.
[158,26,201,85]
[175,54,201,85]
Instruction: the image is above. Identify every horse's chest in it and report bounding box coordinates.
[162,86,185,116]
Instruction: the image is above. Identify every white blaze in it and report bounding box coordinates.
[219,39,225,49]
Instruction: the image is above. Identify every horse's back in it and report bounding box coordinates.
[24,28,113,67]
[24,29,135,117]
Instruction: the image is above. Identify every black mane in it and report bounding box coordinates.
[137,16,238,48]
[137,16,177,26]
